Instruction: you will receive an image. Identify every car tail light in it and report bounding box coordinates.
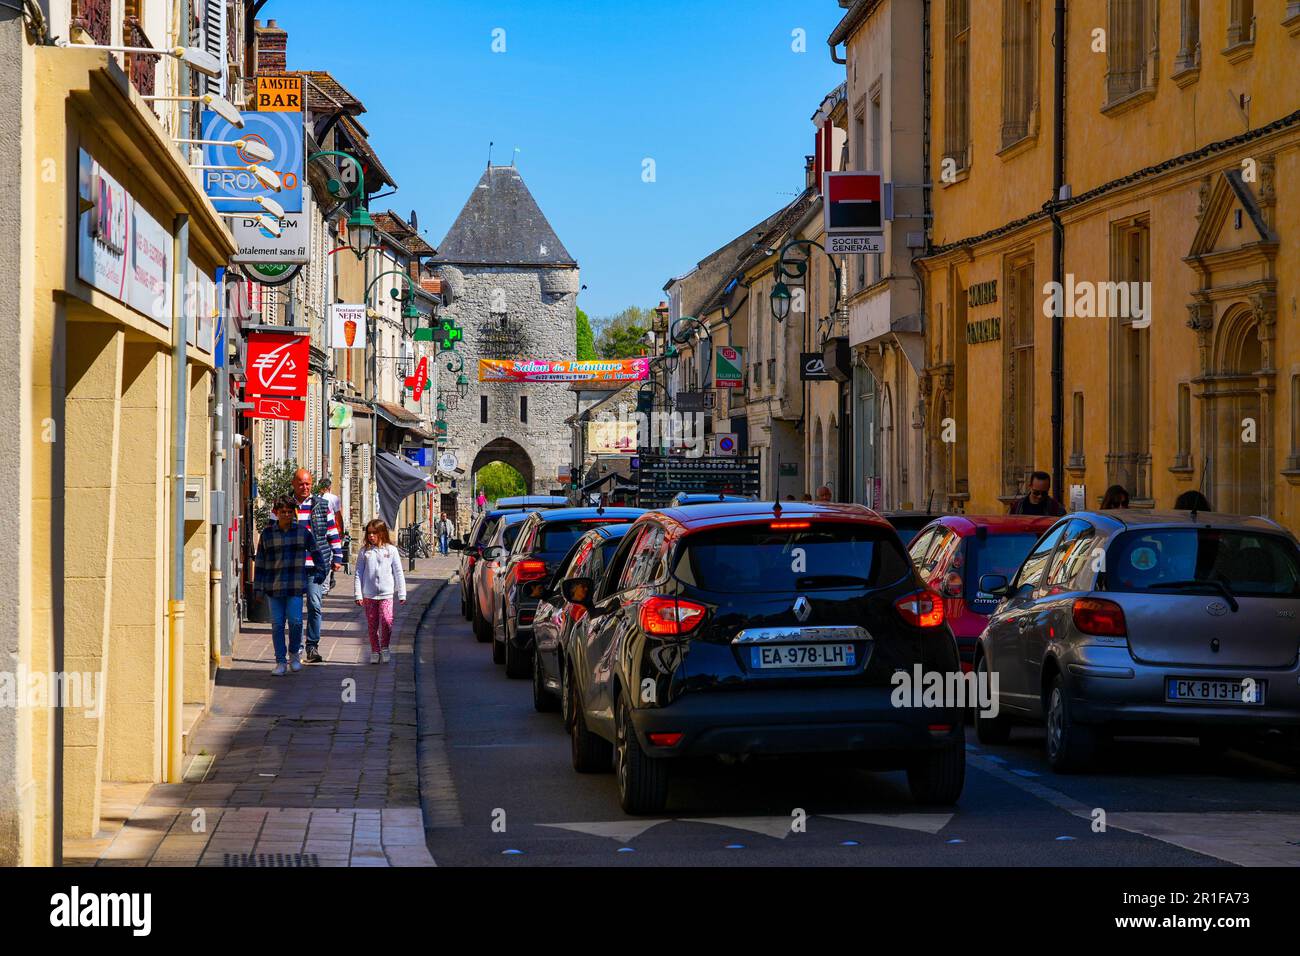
[639,596,707,636]
[770,521,811,530]
[895,589,945,628]
[648,732,683,747]
[516,559,547,582]
[519,610,535,626]
[1072,597,1126,636]
[570,604,586,623]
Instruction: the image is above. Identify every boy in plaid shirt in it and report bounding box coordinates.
[255,495,315,675]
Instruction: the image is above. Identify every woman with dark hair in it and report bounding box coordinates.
[1174,490,1212,512]
[1100,484,1130,509]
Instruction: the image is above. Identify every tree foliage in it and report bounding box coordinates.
[575,306,596,360]
[594,305,656,359]
[254,459,300,531]
[475,461,526,504]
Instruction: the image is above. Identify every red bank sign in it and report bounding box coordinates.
[246,333,309,397]
[824,171,885,254]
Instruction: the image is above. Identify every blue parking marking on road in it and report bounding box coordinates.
[946,839,965,844]
[502,848,524,855]
[617,847,635,853]
[1055,836,1076,841]
[840,840,860,846]
[725,844,745,849]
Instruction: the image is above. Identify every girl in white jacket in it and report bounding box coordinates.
[354,519,407,663]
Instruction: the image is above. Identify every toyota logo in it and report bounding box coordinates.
[1206,602,1228,617]
[793,596,811,622]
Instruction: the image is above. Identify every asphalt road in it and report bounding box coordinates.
[420,581,1300,867]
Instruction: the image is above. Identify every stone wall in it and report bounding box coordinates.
[432,264,579,509]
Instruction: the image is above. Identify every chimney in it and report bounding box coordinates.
[254,18,288,74]
[805,155,816,190]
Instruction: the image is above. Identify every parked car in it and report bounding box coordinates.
[532,522,638,712]
[471,511,533,645]
[668,492,756,507]
[974,510,1300,771]
[879,510,945,549]
[493,495,570,511]
[908,515,1057,670]
[452,501,569,623]
[492,507,644,677]
[559,501,965,813]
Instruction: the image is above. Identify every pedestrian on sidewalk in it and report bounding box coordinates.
[354,518,407,664]
[293,468,343,663]
[435,511,453,555]
[254,495,315,676]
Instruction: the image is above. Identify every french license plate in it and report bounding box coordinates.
[1165,677,1265,705]
[751,644,856,669]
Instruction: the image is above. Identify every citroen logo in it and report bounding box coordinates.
[1206,602,1228,617]
[793,596,811,622]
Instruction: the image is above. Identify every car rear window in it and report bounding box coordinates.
[536,519,633,555]
[672,522,911,593]
[962,533,1041,610]
[501,521,527,550]
[1106,529,1300,598]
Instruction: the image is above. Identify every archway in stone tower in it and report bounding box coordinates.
[471,437,536,497]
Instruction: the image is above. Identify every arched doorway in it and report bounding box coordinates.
[1206,303,1266,515]
[471,436,536,498]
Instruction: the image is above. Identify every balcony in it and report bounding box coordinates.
[70,0,111,46]
[124,17,161,98]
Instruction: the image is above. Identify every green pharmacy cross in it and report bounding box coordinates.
[430,318,464,351]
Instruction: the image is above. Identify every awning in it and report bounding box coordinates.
[374,451,436,529]
[374,400,423,426]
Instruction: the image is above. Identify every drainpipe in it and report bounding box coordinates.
[1049,0,1067,500]
[167,214,190,783]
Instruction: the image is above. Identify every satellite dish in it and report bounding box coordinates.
[410,209,419,231]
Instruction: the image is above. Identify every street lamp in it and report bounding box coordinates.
[190,163,282,192]
[60,39,224,77]
[346,205,376,260]
[770,280,792,322]
[143,91,243,127]
[177,137,274,162]
[769,239,842,337]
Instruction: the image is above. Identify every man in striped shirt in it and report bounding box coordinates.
[293,468,344,663]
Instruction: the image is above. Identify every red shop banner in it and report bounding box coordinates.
[246,332,309,397]
[249,396,306,422]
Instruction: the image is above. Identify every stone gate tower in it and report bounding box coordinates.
[430,165,579,506]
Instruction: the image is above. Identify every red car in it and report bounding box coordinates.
[907,515,1057,671]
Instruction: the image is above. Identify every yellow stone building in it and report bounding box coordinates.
[3,7,234,865]
[920,0,1300,531]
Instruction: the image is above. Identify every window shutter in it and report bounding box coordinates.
[197,0,228,98]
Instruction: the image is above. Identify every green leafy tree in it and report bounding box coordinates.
[594,305,656,359]
[576,306,596,360]
[254,459,300,531]
[475,461,526,505]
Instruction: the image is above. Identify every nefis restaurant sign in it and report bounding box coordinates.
[77,149,172,327]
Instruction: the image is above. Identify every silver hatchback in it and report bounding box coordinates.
[973,511,1300,771]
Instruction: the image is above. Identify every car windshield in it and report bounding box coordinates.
[672,523,911,593]
[1106,529,1300,598]
[537,519,633,555]
[962,533,1041,610]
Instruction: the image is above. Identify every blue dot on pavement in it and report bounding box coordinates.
[1055,836,1076,841]
[725,844,745,850]
[502,849,523,855]
[840,840,860,847]
[617,847,635,853]
[946,839,965,844]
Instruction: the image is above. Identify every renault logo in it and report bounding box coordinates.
[793,596,811,622]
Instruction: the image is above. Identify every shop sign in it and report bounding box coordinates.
[246,332,309,397]
[478,358,649,383]
[966,317,1002,344]
[76,149,172,327]
[331,303,366,349]
[714,346,744,388]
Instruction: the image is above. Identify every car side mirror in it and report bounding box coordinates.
[482,545,502,561]
[978,573,1009,597]
[449,538,465,551]
[561,576,595,608]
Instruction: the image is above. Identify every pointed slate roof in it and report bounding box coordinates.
[432,166,577,268]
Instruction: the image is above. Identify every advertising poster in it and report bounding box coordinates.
[478,358,649,383]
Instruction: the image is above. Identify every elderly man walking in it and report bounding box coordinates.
[292,468,343,663]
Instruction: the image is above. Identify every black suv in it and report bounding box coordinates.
[560,501,965,814]
[494,507,643,677]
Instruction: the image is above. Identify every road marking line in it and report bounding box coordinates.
[537,820,672,842]
[820,813,954,834]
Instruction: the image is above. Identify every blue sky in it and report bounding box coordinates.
[285,0,847,320]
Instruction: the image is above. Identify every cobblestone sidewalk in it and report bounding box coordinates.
[66,554,459,867]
